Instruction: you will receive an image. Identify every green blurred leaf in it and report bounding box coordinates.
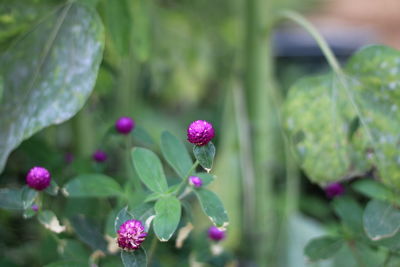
[0,188,22,210]
[63,174,122,198]
[132,126,155,146]
[193,142,216,172]
[38,210,66,233]
[130,203,155,232]
[363,199,400,240]
[44,180,59,196]
[43,261,87,267]
[144,191,164,203]
[121,248,147,267]
[161,131,193,178]
[195,189,229,227]
[0,2,104,173]
[22,207,36,219]
[21,186,37,209]
[304,236,343,261]
[59,239,91,262]
[352,179,394,202]
[70,215,107,252]
[332,196,364,235]
[115,206,133,233]
[131,147,168,193]
[154,196,181,241]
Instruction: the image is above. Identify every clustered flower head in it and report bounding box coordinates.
[325,182,345,199]
[117,219,147,251]
[187,120,215,146]
[26,166,51,191]
[115,117,135,135]
[92,150,108,162]
[31,204,39,212]
[208,226,226,241]
[189,176,203,188]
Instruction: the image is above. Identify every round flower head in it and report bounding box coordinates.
[187,120,215,146]
[115,117,135,134]
[31,204,39,212]
[325,182,345,199]
[189,176,203,188]
[208,226,226,241]
[26,166,51,191]
[92,150,107,162]
[117,219,147,251]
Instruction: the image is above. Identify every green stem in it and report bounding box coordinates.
[279,10,343,76]
[126,138,142,193]
[383,251,393,267]
[147,236,158,266]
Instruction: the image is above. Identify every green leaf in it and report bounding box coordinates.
[154,196,181,241]
[363,199,400,240]
[43,261,87,267]
[38,210,66,233]
[121,248,147,267]
[0,2,104,173]
[131,147,168,193]
[304,236,344,261]
[352,179,394,202]
[63,174,122,198]
[160,131,193,178]
[194,172,215,186]
[0,188,23,210]
[332,196,364,235]
[195,189,229,227]
[132,125,155,146]
[21,186,37,210]
[115,206,133,233]
[44,180,59,196]
[70,215,107,252]
[144,191,164,203]
[130,203,155,232]
[193,142,216,172]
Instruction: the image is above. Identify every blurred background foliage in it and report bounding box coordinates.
[0,0,396,266]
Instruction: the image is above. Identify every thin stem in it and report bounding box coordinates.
[126,138,142,193]
[279,10,343,76]
[383,251,393,267]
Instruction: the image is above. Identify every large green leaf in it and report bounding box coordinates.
[332,196,364,236]
[304,236,344,261]
[284,45,400,187]
[114,206,133,233]
[121,248,147,267]
[131,147,168,193]
[193,142,216,172]
[153,196,181,241]
[195,189,229,227]
[0,2,104,173]
[62,174,122,198]
[363,199,400,241]
[70,215,108,252]
[38,210,66,233]
[0,188,23,210]
[160,131,192,178]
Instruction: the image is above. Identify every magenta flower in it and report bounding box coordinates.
[208,226,226,241]
[187,120,215,146]
[64,152,74,164]
[115,117,135,134]
[189,176,203,188]
[26,167,51,191]
[117,219,147,251]
[92,150,108,162]
[31,204,39,212]
[325,182,345,198]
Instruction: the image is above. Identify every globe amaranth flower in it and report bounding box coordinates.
[115,117,135,134]
[92,150,108,162]
[31,204,39,212]
[325,182,345,198]
[26,166,51,191]
[117,219,147,251]
[208,226,226,241]
[187,120,215,146]
[189,176,203,188]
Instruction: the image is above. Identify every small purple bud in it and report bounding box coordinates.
[187,120,215,146]
[115,117,135,135]
[26,167,51,191]
[325,182,345,198]
[92,150,108,163]
[189,176,203,188]
[117,219,147,251]
[31,204,39,212]
[208,226,226,241]
[64,152,74,164]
